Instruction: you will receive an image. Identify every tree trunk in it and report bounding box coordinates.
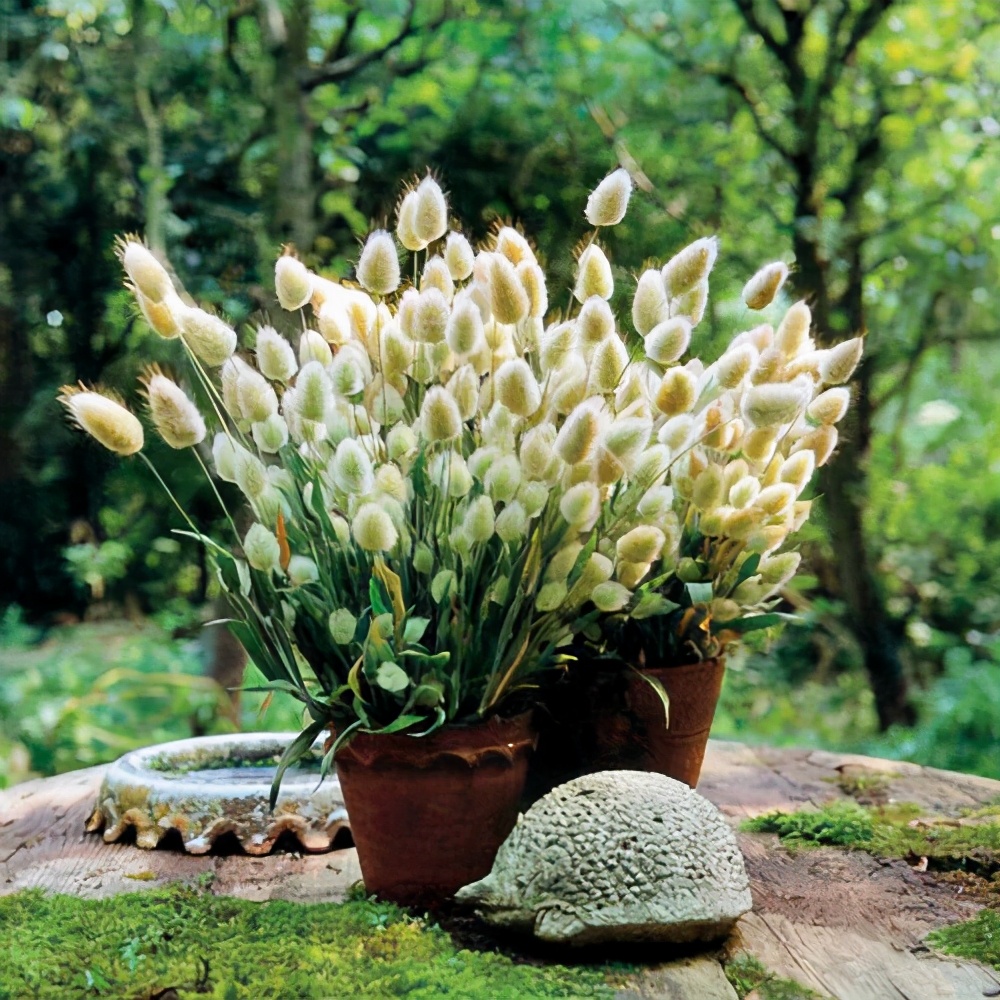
[793,228,915,729]
[271,0,317,253]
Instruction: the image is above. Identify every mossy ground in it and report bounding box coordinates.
[742,799,1000,972]
[724,953,827,999]
[0,884,621,999]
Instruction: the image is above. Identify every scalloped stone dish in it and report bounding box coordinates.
[86,732,349,855]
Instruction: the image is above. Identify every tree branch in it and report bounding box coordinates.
[716,69,797,162]
[300,0,419,92]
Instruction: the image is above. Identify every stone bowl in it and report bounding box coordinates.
[86,732,349,855]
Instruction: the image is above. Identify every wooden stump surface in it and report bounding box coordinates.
[3,739,1000,1000]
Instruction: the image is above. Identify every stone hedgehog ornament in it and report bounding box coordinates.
[456,770,752,945]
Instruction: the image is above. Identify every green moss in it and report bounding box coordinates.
[0,886,616,999]
[927,909,1000,969]
[742,800,1000,873]
[724,953,827,999]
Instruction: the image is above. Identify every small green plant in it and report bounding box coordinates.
[743,801,875,848]
[927,909,1000,970]
[724,953,826,999]
[0,886,616,999]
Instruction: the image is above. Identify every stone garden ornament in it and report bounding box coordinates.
[457,770,752,944]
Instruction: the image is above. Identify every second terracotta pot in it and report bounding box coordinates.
[591,657,725,788]
[335,713,536,907]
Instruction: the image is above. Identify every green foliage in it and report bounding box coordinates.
[724,953,826,1000]
[743,801,876,849]
[927,910,1000,970]
[0,886,615,999]
[743,800,1000,866]
[0,616,300,787]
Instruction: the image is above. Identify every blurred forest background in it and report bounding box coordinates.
[2,0,999,787]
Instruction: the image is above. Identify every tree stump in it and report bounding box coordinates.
[3,740,999,999]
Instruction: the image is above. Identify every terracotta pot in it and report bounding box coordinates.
[592,658,725,788]
[335,713,536,906]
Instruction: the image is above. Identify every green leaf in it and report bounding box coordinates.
[431,569,457,604]
[631,593,680,620]
[369,577,391,617]
[685,581,713,606]
[375,661,410,693]
[630,667,669,729]
[398,649,450,669]
[410,680,445,708]
[567,531,598,588]
[366,712,427,735]
[712,612,799,634]
[269,719,326,810]
[403,616,431,644]
[735,553,762,588]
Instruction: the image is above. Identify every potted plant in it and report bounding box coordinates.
[531,251,865,791]
[59,169,655,904]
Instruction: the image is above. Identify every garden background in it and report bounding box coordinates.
[2,0,998,788]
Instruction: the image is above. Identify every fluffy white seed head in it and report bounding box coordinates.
[487,253,529,325]
[255,326,298,382]
[413,176,448,244]
[661,236,718,298]
[60,388,144,456]
[555,401,601,465]
[237,366,278,423]
[692,465,726,511]
[445,364,479,421]
[518,480,549,517]
[244,523,281,573]
[357,230,401,296]
[518,261,548,319]
[658,414,693,450]
[633,269,669,336]
[445,298,485,358]
[317,301,352,346]
[494,227,534,266]
[808,387,850,425]
[495,500,528,543]
[559,481,601,528]
[591,580,632,612]
[396,190,426,252]
[181,308,237,367]
[495,358,541,417]
[775,301,811,357]
[294,361,332,422]
[233,448,268,500]
[421,256,455,302]
[252,413,288,454]
[329,350,368,398]
[331,437,375,496]
[742,381,809,427]
[420,386,463,441]
[760,551,801,587]
[444,231,474,280]
[146,373,205,449]
[729,475,761,509]
[209,435,239,484]
[409,287,449,345]
[577,296,615,348]
[780,450,816,495]
[644,317,691,365]
[742,261,789,310]
[715,344,758,389]
[617,525,666,564]
[464,494,496,544]
[428,450,473,497]
[655,367,697,416]
[587,335,629,395]
[484,453,522,504]
[352,503,398,552]
[275,254,314,311]
[386,423,417,463]
[136,290,184,340]
[675,279,709,326]
[585,167,632,227]
[574,244,614,302]
[793,424,838,466]
[820,337,864,384]
[122,241,173,303]
[298,329,333,367]
[540,321,576,373]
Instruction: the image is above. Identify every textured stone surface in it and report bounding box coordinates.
[456,770,752,945]
[86,732,348,855]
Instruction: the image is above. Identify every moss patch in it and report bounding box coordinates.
[724,953,827,999]
[0,886,617,999]
[742,800,1000,877]
[926,909,1000,969]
